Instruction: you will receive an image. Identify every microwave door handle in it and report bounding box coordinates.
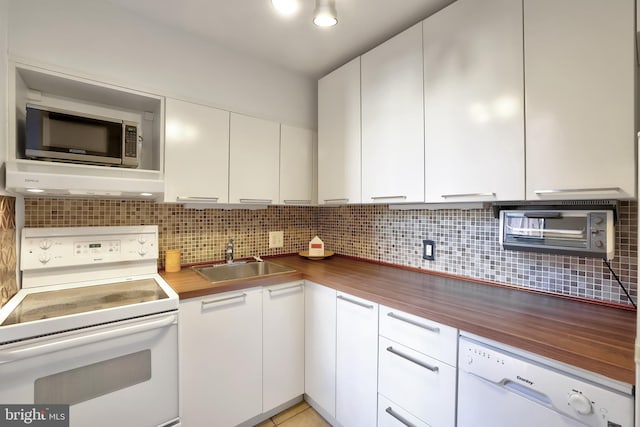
[523,212,562,219]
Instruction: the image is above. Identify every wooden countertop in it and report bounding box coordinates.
[161,255,636,385]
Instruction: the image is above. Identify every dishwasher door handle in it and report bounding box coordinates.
[0,314,177,364]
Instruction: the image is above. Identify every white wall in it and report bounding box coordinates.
[7,0,317,129]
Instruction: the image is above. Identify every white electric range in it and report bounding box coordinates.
[0,225,180,427]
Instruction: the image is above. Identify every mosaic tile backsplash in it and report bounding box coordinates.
[318,202,637,307]
[24,199,637,306]
[0,196,17,308]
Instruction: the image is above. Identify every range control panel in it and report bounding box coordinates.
[21,226,158,271]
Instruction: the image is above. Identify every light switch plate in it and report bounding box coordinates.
[269,231,284,248]
[423,239,435,261]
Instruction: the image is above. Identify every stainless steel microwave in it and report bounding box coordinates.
[25,104,139,167]
[499,209,615,260]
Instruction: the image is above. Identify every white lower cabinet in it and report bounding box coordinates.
[179,288,262,427]
[378,394,430,427]
[336,291,379,427]
[263,282,305,413]
[378,305,458,427]
[304,281,337,418]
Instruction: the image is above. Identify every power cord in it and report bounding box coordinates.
[603,259,636,309]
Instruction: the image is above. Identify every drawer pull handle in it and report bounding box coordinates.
[388,312,440,333]
[201,293,246,307]
[385,407,416,427]
[387,346,439,373]
[337,295,374,310]
[268,283,303,295]
[323,198,349,204]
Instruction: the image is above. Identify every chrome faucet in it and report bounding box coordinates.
[225,238,235,264]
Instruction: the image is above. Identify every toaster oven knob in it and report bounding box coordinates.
[595,240,604,248]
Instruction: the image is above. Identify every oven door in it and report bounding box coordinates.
[0,312,179,427]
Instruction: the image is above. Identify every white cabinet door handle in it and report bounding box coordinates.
[323,198,349,204]
[441,192,496,199]
[387,312,440,333]
[201,293,246,307]
[268,283,303,295]
[534,187,621,195]
[283,200,311,205]
[176,196,219,202]
[337,295,374,309]
[239,199,272,204]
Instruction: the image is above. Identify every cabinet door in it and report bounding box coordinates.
[524,0,635,200]
[164,98,229,204]
[336,291,379,427]
[229,113,280,204]
[423,0,525,203]
[280,125,315,205]
[318,58,361,205]
[179,289,262,427]
[361,23,424,204]
[263,282,305,412]
[304,281,337,417]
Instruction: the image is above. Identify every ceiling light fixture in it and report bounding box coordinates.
[314,0,337,27]
[272,0,300,16]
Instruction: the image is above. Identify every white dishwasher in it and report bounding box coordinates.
[458,333,634,427]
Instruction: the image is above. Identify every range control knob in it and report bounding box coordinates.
[138,236,147,245]
[568,393,592,415]
[138,249,147,257]
[38,253,51,264]
[39,239,52,250]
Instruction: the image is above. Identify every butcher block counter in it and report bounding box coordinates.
[161,254,636,385]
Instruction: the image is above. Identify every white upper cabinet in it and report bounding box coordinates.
[524,0,636,200]
[361,24,425,204]
[280,125,315,205]
[164,98,229,204]
[229,113,280,204]
[318,58,362,205]
[423,0,525,203]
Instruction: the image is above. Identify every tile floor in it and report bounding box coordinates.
[255,401,330,427]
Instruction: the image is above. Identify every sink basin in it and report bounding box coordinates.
[193,261,295,283]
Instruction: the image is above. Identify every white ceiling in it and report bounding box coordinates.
[104,0,455,79]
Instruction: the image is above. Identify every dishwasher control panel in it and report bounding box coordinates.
[459,336,633,427]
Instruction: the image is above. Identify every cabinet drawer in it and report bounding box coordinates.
[379,336,456,427]
[380,305,458,365]
[378,394,430,427]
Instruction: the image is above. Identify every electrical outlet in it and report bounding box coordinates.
[269,231,284,249]
[423,240,435,261]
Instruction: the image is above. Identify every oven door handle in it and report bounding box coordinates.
[0,314,177,364]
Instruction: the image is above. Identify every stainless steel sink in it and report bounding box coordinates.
[193,261,295,283]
